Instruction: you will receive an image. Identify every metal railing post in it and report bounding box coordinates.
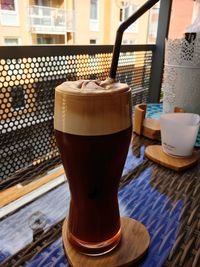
[148,0,173,103]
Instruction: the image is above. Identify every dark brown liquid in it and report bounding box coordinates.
[55,127,132,254]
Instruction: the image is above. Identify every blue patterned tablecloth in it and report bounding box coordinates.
[146,103,200,148]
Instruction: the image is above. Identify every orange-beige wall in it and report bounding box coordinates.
[73,0,111,44]
[73,0,90,44]
[169,0,194,39]
[74,0,150,45]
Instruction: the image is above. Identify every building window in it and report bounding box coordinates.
[11,86,25,110]
[123,6,129,21]
[90,0,98,20]
[89,0,99,31]
[0,0,19,26]
[90,39,96,44]
[129,39,136,44]
[120,4,139,33]
[147,6,159,43]
[37,36,55,44]
[122,39,128,44]
[0,0,15,10]
[122,39,136,44]
[119,8,123,21]
[4,37,19,45]
[35,0,51,7]
[36,34,64,44]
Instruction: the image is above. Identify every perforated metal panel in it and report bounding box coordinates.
[0,45,154,184]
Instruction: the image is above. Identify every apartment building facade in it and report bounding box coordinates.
[73,0,159,45]
[1,0,197,46]
[0,0,161,46]
[0,0,75,45]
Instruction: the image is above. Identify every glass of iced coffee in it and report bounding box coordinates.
[54,79,132,255]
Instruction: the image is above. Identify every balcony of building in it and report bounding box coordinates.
[28,5,75,34]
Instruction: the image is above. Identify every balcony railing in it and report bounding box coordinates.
[0,44,155,187]
[28,6,75,34]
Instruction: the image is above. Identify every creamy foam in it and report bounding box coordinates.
[55,78,130,96]
[54,79,132,135]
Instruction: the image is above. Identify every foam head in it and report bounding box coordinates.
[54,79,132,136]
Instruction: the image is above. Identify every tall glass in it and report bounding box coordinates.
[54,79,132,255]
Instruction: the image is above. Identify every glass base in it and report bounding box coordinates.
[67,228,122,256]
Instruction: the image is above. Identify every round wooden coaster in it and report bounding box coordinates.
[62,217,150,267]
[145,145,199,171]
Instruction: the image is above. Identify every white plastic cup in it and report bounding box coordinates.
[160,113,200,157]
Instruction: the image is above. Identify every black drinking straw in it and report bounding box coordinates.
[109,0,160,79]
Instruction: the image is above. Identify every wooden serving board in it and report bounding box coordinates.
[145,145,199,171]
[62,217,150,267]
